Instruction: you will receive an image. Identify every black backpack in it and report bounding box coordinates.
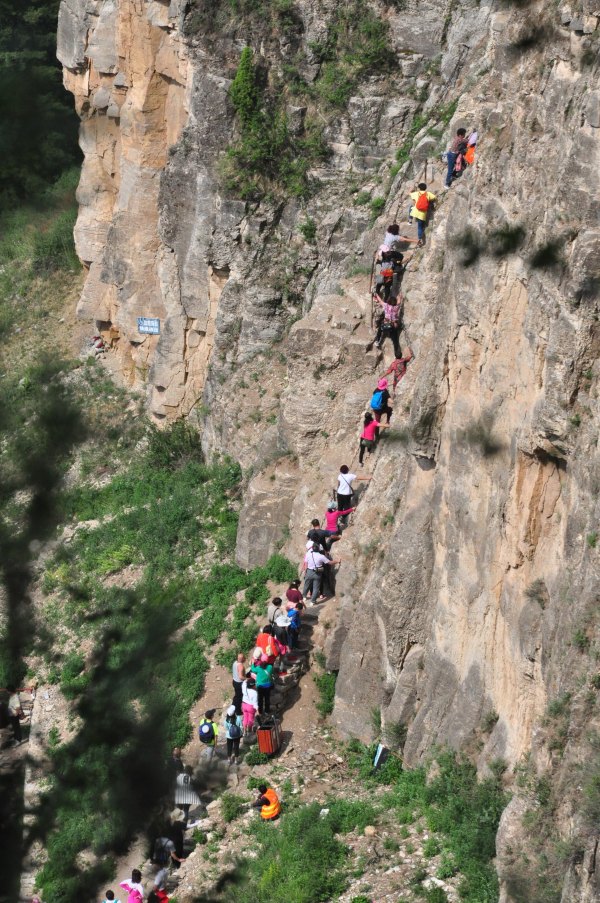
[153,837,171,865]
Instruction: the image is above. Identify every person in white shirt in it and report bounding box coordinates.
[336,466,371,526]
[274,608,292,646]
[301,544,341,604]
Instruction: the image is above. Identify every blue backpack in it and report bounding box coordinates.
[199,719,215,743]
[371,389,385,411]
[227,716,242,739]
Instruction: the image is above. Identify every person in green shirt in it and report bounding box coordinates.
[250,660,273,715]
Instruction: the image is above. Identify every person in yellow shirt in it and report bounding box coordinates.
[408,182,437,246]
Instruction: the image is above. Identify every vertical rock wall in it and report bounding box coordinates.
[59,0,600,898]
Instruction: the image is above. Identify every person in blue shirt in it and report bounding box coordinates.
[287,604,303,649]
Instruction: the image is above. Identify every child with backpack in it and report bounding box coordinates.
[408,182,437,246]
[359,412,390,465]
[370,379,393,424]
[198,709,218,760]
[224,704,243,765]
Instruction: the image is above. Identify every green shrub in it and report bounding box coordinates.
[344,745,508,902]
[146,420,204,468]
[224,48,328,199]
[546,693,571,718]
[310,2,395,109]
[423,836,441,857]
[314,669,337,716]
[436,852,458,878]
[220,792,246,823]
[325,798,378,834]
[299,217,317,242]
[384,719,408,749]
[573,629,590,652]
[423,888,448,903]
[245,747,270,765]
[482,710,499,732]
[370,197,385,219]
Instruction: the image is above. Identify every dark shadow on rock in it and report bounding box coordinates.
[457,413,505,458]
[529,239,565,270]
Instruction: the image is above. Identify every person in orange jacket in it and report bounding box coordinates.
[252,783,281,820]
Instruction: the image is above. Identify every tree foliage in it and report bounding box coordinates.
[0,0,79,203]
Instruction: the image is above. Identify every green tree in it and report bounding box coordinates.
[0,0,79,203]
[229,46,260,128]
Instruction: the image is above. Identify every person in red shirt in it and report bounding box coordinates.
[359,412,389,464]
[285,580,303,610]
[255,626,283,664]
[380,348,413,394]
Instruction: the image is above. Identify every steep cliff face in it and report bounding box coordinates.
[60,0,600,899]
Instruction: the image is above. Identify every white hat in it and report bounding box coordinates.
[227,704,236,716]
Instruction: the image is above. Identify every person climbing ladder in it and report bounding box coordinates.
[359,412,389,465]
[445,127,468,187]
[408,182,436,247]
[374,293,403,357]
[380,348,413,394]
[335,465,372,525]
[370,379,393,424]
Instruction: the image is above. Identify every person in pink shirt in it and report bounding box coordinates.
[359,412,389,464]
[119,869,144,903]
[324,502,355,532]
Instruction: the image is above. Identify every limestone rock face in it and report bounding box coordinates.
[60,0,600,899]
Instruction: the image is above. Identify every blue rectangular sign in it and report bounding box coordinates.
[137,317,160,335]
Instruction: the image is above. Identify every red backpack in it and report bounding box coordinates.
[415,192,429,212]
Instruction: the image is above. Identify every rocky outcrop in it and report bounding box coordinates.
[60,0,600,899]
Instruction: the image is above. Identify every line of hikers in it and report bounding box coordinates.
[365,125,479,465]
[99,125,482,903]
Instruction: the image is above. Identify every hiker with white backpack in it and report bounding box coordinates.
[224,704,243,765]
